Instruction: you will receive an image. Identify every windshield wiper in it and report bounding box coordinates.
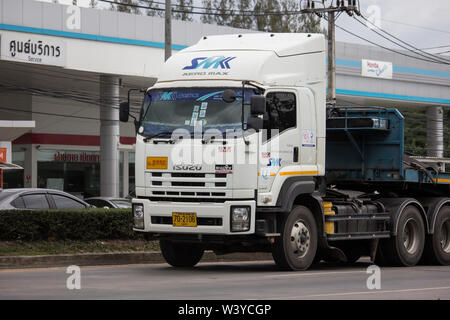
[143,131,173,142]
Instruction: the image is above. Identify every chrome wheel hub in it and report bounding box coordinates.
[403,218,419,254]
[440,219,450,253]
[290,220,310,259]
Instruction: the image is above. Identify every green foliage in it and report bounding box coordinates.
[402,109,427,156]
[201,0,324,33]
[110,0,142,14]
[401,108,450,159]
[174,0,194,21]
[0,209,146,241]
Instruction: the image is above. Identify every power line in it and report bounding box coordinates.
[357,14,450,65]
[378,18,450,35]
[0,105,100,121]
[0,80,142,113]
[329,17,450,66]
[98,0,304,16]
[420,45,450,51]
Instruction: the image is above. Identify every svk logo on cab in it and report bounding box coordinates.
[183,56,236,70]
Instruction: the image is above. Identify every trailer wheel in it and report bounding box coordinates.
[160,240,204,268]
[424,206,450,265]
[383,205,425,267]
[272,206,317,271]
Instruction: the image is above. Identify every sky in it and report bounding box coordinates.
[330,0,450,55]
[36,0,450,55]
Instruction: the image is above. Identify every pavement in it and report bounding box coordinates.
[0,259,449,299]
[0,251,273,269]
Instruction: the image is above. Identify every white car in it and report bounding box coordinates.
[0,188,91,210]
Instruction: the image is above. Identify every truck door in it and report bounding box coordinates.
[298,88,317,167]
[258,89,299,191]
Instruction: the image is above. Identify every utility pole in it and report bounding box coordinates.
[165,0,172,61]
[327,10,336,105]
[303,1,360,106]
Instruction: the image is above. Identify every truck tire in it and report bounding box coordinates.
[423,206,450,265]
[382,205,425,267]
[272,205,318,271]
[160,240,204,268]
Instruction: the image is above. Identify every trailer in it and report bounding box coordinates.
[120,33,450,270]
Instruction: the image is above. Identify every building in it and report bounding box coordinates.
[0,0,449,197]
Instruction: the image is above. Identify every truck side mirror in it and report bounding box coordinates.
[246,115,263,131]
[119,102,130,122]
[250,95,266,115]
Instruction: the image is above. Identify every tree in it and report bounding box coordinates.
[89,0,97,8]
[200,0,324,35]
[139,0,164,17]
[173,0,194,21]
[212,0,235,26]
[110,0,141,15]
[254,0,282,32]
[230,0,253,30]
[201,0,215,24]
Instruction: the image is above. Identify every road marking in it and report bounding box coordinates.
[262,270,367,278]
[264,286,450,299]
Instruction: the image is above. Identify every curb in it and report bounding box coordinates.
[0,251,273,269]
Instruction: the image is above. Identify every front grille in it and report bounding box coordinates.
[170,172,205,178]
[172,181,205,187]
[151,191,226,197]
[148,196,228,203]
[148,171,229,198]
[151,216,223,226]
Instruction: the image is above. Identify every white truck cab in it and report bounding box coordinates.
[120,33,450,271]
[122,33,327,270]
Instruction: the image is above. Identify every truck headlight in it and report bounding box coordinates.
[230,206,250,232]
[133,204,144,230]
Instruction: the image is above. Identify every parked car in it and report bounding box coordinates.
[84,197,131,209]
[0,188,91,210]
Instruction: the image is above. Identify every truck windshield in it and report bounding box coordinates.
[138,88,257,138]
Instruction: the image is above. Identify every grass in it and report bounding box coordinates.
[0,240,160,256]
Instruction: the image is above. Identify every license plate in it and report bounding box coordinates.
[146,157,168,170]
[172,212,197,227]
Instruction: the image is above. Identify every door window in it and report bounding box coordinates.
[22,194,50,209]
[265,92,296,139]
[52,194,86,209]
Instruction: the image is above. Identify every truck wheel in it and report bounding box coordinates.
[272,206,318,271]
[160,240,204,268]
[383,206,425,267]
[423,206,450,265]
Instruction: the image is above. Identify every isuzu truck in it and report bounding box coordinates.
[120,33,450,270]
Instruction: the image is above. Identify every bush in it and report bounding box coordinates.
[0,208,147,241]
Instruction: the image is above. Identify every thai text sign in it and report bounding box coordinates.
[1,33,66,67]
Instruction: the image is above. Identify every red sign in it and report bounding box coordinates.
[0,148,6,163]
[53,152,100,163]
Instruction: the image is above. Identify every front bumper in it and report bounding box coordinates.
[132,198,256,235]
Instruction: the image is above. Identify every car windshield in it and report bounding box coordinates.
[111,200,132,208]
[138,88,258,138]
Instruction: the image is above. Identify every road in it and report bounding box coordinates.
[1,259,450,300]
